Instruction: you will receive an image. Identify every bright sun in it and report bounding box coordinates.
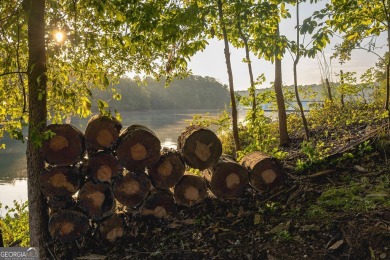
[54,31,65,43]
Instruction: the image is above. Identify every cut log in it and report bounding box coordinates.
[85,114,122,152]
[174,173,208,207]
[48,196,76,212]
[140,190,176,218]
[40,166,80,198]
[48,210,90,243]
[78,181,115,219]
[240,151,284,193]
[116,125,161,171]
[177,125,222,170]
[41,124,85,166]
[147,148,185,190]
[97,214,124,243]
[84,151,123,183]
[113,170,151,207]
[203,155,249,199]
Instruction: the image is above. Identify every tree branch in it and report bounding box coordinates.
[0,71,28,77]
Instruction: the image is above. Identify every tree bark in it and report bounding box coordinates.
[293,0,310,140]
[26,0,49,256]
[274,24,290,146]
[217,0,240,156]
[325,78,333,102]
[340,70,345,107]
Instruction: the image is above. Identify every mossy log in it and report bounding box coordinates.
[48,210,90,244]
[97,214,124,243]
[140,190,176,218]
[84,151,122,183]
[148,148,185,190]
[78,181,115,219]
[116,125,161,171]
[40,166,80,198]
[240,151,284,193]
[174,173,208,207]
[41,124,85,166]
[113,170,151,208]
[203,155,249,199]
[177,125,222,170]
[85,115,122,152]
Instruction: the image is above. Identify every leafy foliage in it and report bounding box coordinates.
[0,201,29,247]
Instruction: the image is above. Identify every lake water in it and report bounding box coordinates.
[0,109,248,209]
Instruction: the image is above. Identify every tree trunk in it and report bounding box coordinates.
[325,78,333,102]
[97,214,124,243]
[85,114,122,153]
[84,151,123,183]
[174,173,208,207]
[26,0,49,256]
[148,148,185,189]
[340,70,345,107]
[116,125,161,171]
[48,210,90,244]
[140,190,176,218]
[386,20,390,112]
[237,18,256,121]
[240,151,285,194]
[293,0,310,140]
[274,24,290,147]
[0,228,3,247]
[41,124,85,166]
[177,125,222,170]
[78,181,115,220]
[113,170,151,208]
[217,0,240,156]
[40,166,80,198]
[203,155,248,199]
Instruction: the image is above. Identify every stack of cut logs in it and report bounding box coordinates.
[40,115,285,244]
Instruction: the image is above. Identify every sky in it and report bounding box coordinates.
[187,1,388,91]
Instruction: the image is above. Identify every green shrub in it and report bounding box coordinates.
[0,200,29,246]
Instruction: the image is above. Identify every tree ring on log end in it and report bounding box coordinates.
[194,141,212,162]
[226,173,240,189]
[130,143,147,161]
[140,190,176,218]
[60,222,74,236]
[153,206,167,218]
[158,160,173,177]
[261,169,277,184]
[96,129,114,147]
[49,210,90,243]
[41,166,80,198]
[50,135,69,151]
[97,165,112,182]
[184,186,199,201]
[106,227,124,243]
[121,180,140,195]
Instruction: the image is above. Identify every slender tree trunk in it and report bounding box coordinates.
[386,16,390,112]
[26,0,49,257]
[293,1,310,140]
[237,19,256,121]
[218,0,240,156]
[0,228,4,247]
[340,70,345,107]
[325,78,333,102]
[274,25,290,146]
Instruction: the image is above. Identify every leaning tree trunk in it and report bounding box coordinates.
[48,210,90,244]
[240,151,285,194]
[340,70,345,107]
[113,170,151,208]
[140,190,176,218]
[177,125,222,170]
[26,0,49,256]
[78,181,116,220]
[203,155,248,199]
[218,0,240,156]
[174,173,208,207]
[116,125,161,171]
[274,24,290,146]
[85,114,122,153]
[293,1,310,140]
[41,124,85,166]
[148,148,185,189]
[325,78,333,102]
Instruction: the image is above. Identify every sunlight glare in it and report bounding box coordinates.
[54,31,65,43]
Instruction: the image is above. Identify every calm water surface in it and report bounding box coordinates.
[0,109,248,208]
